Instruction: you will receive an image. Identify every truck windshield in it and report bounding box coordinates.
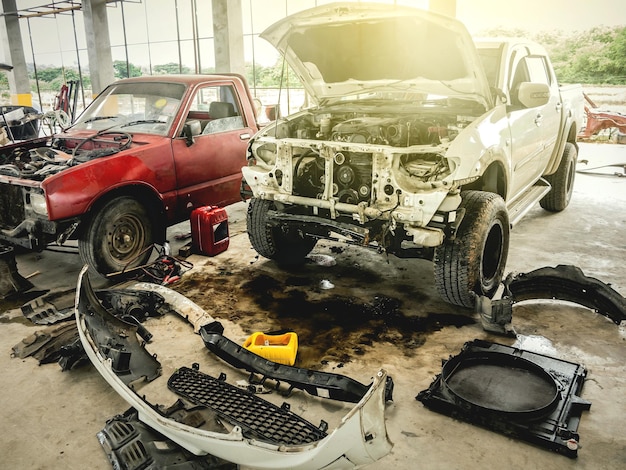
[72,82,186,136]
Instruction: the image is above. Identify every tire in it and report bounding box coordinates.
[247,197,317,265]
[434,190,510,308]
[78,196,154,276]
[540,142,577,212]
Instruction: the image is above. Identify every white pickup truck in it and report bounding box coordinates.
[242,3,584,307]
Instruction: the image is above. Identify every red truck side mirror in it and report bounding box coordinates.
[183,120,201,146]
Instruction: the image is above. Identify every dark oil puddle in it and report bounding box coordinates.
[241,273,475,367]
[173,269,475,368]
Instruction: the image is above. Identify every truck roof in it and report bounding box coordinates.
[113,74,248,86]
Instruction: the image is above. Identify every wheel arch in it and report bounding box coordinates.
[78,185,167,243]
[462,161,508,200]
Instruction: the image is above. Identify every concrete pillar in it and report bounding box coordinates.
[0,0,32,106]
[212,0,245,75]
[429,0,456,17]
[83,0,114,96]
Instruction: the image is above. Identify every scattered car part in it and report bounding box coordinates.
[416,339,591,458]
[578,92,626,140]
[76,266,393,469]
[76,269,161,384]
[476,265,626,334]
[475,290,514,336]
[127,282,396,403]
[169,364,329,445]
[505,265,626,325]
[20,288,75,324]
[11,321,78,364]
[0,244,33,299]
[200,322,394,403]
[98,407,236,470]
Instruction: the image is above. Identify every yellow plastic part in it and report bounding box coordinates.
[243,331,298,366]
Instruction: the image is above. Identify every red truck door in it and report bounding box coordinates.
[171,82,252,217]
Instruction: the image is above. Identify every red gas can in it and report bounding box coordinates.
[190,206,229,256]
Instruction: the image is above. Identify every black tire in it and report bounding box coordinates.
[78,196,153,276]
[434,190,510,308]
[540,142,577,212]
[247,197,317,265]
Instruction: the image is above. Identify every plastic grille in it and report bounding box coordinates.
[168,366,327,445]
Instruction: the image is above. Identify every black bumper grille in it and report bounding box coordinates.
[168,366,328,445]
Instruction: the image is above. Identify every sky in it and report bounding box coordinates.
[454,0,626,34]
[1,0,626,67]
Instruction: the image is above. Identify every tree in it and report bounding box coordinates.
[113,60,142,79]
[153,62,192,74]
[0,71,9,103]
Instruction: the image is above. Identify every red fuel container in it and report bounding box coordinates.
[190,206,229,256]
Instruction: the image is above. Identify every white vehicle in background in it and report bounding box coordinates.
[242,2,584,307]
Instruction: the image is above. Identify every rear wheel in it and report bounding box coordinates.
[247,197,317,265]
[434,190,509,308]
[540,142,577,212]
[78,196,154,276]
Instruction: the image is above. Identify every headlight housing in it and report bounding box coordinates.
[29,191,48,216]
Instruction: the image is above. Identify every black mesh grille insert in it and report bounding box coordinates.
[168,366,327,445]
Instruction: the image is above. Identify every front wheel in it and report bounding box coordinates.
[247,198,317,265]
[434,191,510,308]
[540,142,577,212]
[78,196,154,276]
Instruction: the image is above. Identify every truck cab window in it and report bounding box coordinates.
[188,85,245,134]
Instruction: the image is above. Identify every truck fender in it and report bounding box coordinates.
[79,184,168,243]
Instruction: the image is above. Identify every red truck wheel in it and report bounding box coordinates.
[434,190,510,308]
[79,196,153,276]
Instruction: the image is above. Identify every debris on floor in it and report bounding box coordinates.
[98,407,237,470]
[76,266,394,469]
[0,245,33,299]
[477,264,626,334]
[200,321,394,403]
[416,339,591,458]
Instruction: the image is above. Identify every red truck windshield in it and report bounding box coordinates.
[73,82,186,136]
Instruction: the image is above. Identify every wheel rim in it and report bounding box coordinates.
[481,220,505,293]
[109,214,146,262]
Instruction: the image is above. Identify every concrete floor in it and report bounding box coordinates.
[1,142,624,469]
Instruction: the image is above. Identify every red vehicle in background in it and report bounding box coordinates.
[0,74,259,275]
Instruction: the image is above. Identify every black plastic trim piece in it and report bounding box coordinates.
[98,407,236,470]
[199,322,394,403]
[416,339,591,458]
[505,265,626,325]
[77,271,161,384]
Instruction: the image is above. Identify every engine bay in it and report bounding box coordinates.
[0,131,132,181]
[279,110,468,147]
[257,109,473,202]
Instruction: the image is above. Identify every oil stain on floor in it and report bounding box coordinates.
[172,257,475,369]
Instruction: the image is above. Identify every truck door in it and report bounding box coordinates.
[171,83,252,216]
[507,51,558,196]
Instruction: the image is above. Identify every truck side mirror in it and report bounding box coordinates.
[516,82,550,108]
[183,120,201,146]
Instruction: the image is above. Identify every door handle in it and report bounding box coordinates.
[239,133,251,140]
[534,114,543,126]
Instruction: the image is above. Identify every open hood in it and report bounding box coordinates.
[261,2,492,107]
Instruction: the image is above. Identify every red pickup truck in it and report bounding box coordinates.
[0,74,258,275]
